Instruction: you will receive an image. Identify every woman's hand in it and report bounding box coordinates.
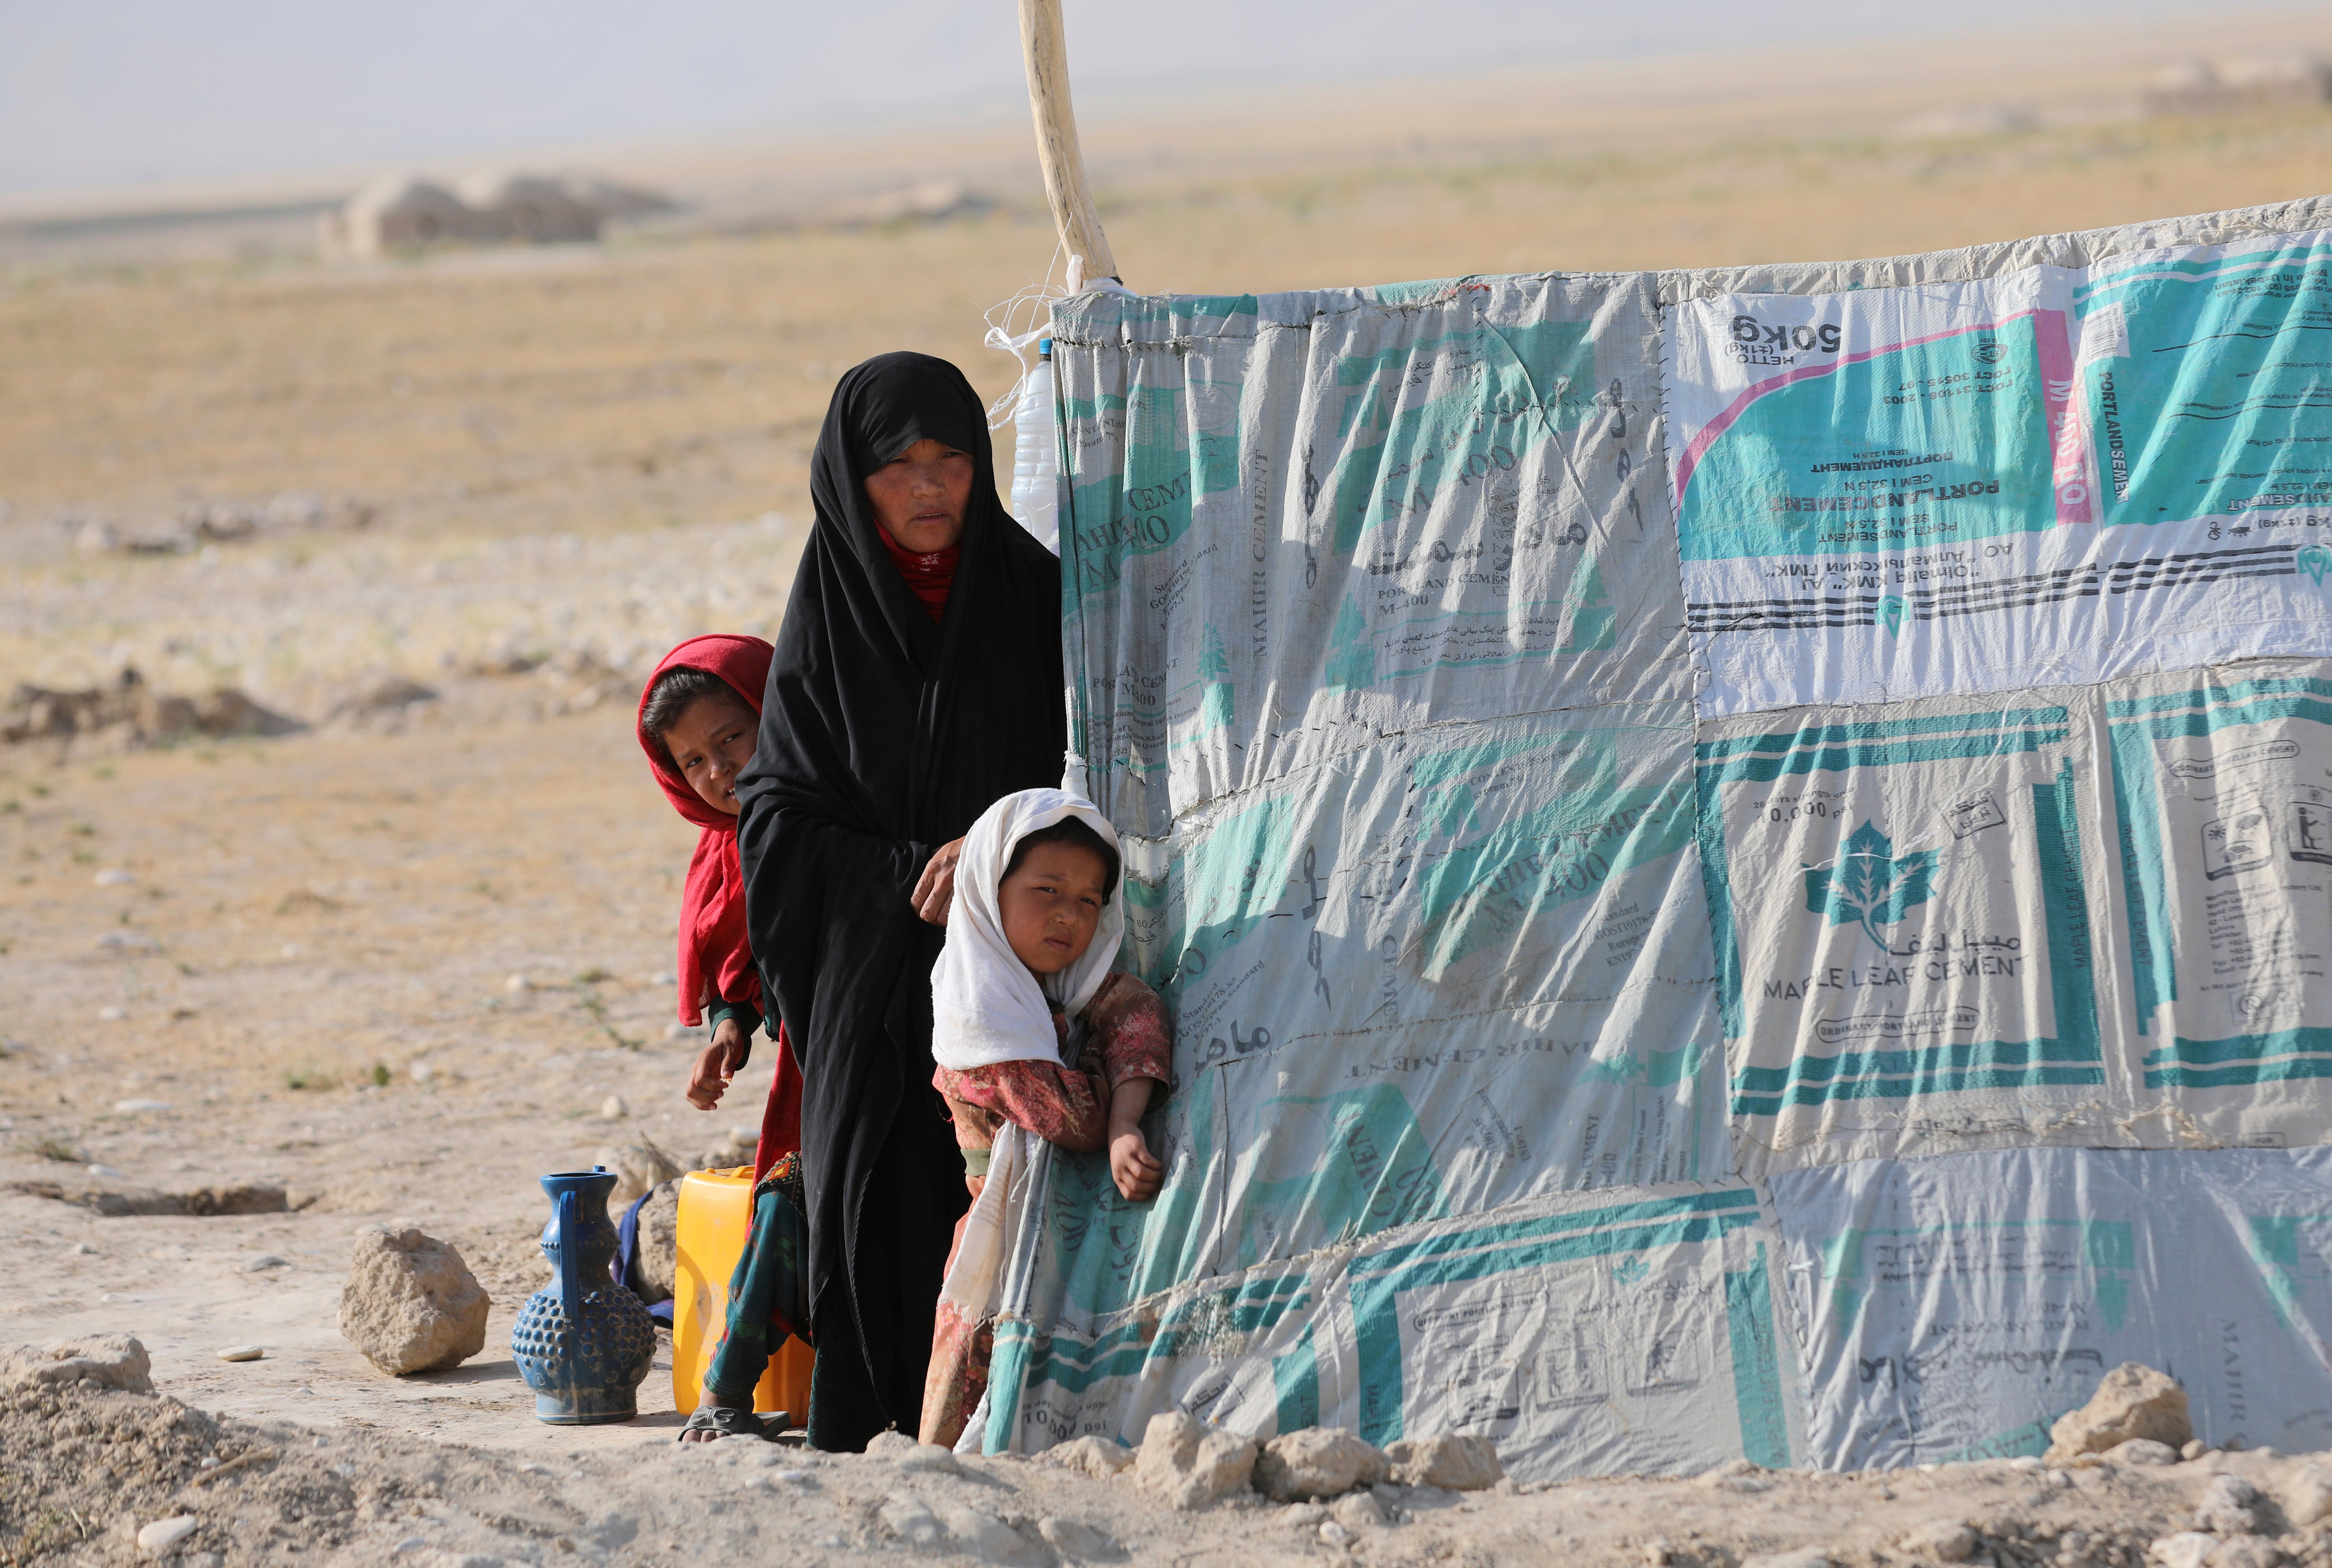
[685,1019,749,1111]
[912,836,966,925]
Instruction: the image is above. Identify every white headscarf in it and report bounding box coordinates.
[930,788,1125,1072]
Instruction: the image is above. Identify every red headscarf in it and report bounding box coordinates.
[637,633,801,1164]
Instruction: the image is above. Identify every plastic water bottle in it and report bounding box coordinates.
[1009,338,1059,555]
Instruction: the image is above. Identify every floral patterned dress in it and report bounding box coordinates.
[920,971,1171,1446]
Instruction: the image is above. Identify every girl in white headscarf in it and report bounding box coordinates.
[920,788,1172,1447]
[927,787,1169,1197]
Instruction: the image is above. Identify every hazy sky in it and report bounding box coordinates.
[0,0,2269,197]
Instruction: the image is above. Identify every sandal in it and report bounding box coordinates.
[676,1404,782,1442]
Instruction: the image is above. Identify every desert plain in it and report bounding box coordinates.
[12,9,2332,1564]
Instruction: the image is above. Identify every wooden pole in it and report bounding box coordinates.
[1018,0,1120,285]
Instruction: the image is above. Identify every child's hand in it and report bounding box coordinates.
[1105,1075,1163,1201]
[1109,1127,1163,1202]
[685,1019,749,1111]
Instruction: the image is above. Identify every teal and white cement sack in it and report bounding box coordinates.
[969,193,2332,1477]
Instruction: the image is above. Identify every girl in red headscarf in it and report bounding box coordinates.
[637,633,809,1441]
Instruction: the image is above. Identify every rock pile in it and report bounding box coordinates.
[1119,1413,1500,1514]
[67,492,377,556]
[3,670,299,750]
[318,672,438,732]
[337,1226,489,1376]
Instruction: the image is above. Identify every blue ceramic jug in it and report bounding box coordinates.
[511,1166,655,1424]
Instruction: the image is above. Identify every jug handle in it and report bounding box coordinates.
[557,1188,584,1314]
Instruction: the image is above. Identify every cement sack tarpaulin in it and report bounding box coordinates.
[1770,1146,2332,1468]
[1662,213,2332,719]
[1694,684,2116,1176]
[1698,658,2332,1176]
[1051,275,1687,839]
[980,196,2332,1480]
[986,1175,1805,1480]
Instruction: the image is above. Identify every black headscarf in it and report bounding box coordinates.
[736,352,1065,1448]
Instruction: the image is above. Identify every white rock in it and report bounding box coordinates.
[243,1254,289,1271]
[94,869,135,886]
[2046,1363,2192,1464]
[1255,1427,1389,1501]
[1318,1521,1351,1547]
[632,1183,680,1304]
[1,1334,153,1392]
[87,1164,123,1178]
[336,1226,489,1375]
[2194,1472,2262,1535]
[505,974,532,995]
[2151,1532,2218,1568]
[595,1139,681,1209]
[2115,1438,2183,1466]
[2209,1539,2284,1568]
[1039,1433,1135,1477]
[137,1516,199,1556]
[896,1443,961,1475]
[1741,1552,1832,1568]
[410,1060,435,1084]
[1330,1491,1388,1531]
[216,1346,264,1363]
[1134,1410,1258,1510]
[97,1006,128,1021]
[1036,1516,1113,1559]
[1897,1521,1978,1562]
[113,1099,173,1114]
[2281,1465,2332,1527]
[599,1096,627,1120]
[1385,1433,1503,1491]
[879,1494,943,1546]
[865,1431,920,1456]
[941,1506,1039,1565]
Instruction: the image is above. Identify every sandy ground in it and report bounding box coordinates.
[15,1371,2332,1568]
[14,21,2332,1562]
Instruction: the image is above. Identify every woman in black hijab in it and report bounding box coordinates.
[736,351,1065,1451]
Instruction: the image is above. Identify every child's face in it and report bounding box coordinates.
[998,841,1109,980]
[863,437,974,555]
[661,692,757,817]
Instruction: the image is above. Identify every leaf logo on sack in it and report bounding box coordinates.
[2299,542,2332,588]
[1804,821,1937,950]
[1877,596,1907,636]
[1611,1257,1650,1284]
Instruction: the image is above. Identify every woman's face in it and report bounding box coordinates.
[661,691,757,816]
[998,841,1108,979]
[863,436,974,554]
